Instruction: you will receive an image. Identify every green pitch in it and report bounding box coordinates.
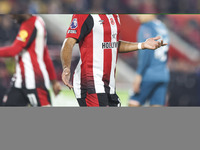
[49,87,129,107]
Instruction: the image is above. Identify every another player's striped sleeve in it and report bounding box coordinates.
[0,17,36,57]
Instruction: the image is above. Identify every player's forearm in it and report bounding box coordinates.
[0,43,23,57]
[118,41,144,53]
[119,37,167,53]
[60,38,76,70]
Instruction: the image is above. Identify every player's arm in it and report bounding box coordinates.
[118,36,167,53]
[0,23,35,57]
[61,14,92,89]
[0,41,24,57]
[60,38,77,89]
[43,45,61,95]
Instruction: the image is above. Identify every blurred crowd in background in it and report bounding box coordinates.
[0,0,200,14]
[0,13,200,106]
[166,15,200,50]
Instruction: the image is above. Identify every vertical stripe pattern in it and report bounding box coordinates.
[73,59,82,98]
[107,14,118,94]
[99,15,112,94]
[22,51,35,89]
[73,14,120,99]
[91,14,105,93]
[14,16,50,90]
[14,56,22,88]
[35,20,50,89]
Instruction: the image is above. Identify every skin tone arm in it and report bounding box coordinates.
[60,38,77,89]
[61,36,167,89]
[118,36,167,53]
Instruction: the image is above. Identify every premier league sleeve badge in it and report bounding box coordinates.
[70,18,78,29]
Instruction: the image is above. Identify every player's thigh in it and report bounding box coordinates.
[25,88,51,107]
[149,82,168,106]
[129,81,156,105]
[2,87,28,106]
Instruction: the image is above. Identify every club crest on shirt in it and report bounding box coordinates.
[110,18,115,25]
[70,18,78,29]
[17,30,28,42]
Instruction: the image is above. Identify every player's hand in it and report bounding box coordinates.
[62,68,73,90]
[52,80,61,96]
[133,74,142,93]
[142,36,167,50]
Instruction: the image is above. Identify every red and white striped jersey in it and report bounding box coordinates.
[0,15,57,90]
[66,14,121,98]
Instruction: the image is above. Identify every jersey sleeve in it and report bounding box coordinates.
[66,14,93,43]
[0,20,36,57]
[13,20,36,49]
[136,25,154,76]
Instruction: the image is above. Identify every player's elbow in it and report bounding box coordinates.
[10,45,23,57]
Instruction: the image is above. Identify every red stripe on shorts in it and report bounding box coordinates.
[36,88,50,106]
[85,92,99,107]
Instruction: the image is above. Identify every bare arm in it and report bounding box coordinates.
[118,36,167,53]
[60,37,77,89]
[118,41,139,53]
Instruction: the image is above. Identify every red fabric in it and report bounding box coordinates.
[43,46,57,81]
[37,88,50,106]
[68,14,95,89]
[68,15,120,95]
[15,16,37,48]
[85,92,99,107]
[80,30,94,89]
[0,16,57,89]
[66,14,89,40]
[113,15,120,78]
[119,14,140,42]
[28,39,45,88]
[99,15,112,89]
[113,15,121,34]
[37,16,57,81]
[0,16,36,57]
[18,56,25,86]
[0,42,23,57]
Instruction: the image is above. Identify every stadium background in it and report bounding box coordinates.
[0,0,200,13]
[0,14,200,106]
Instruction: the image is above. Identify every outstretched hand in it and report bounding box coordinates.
[62,68,73,90]
[142,36,167,50]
